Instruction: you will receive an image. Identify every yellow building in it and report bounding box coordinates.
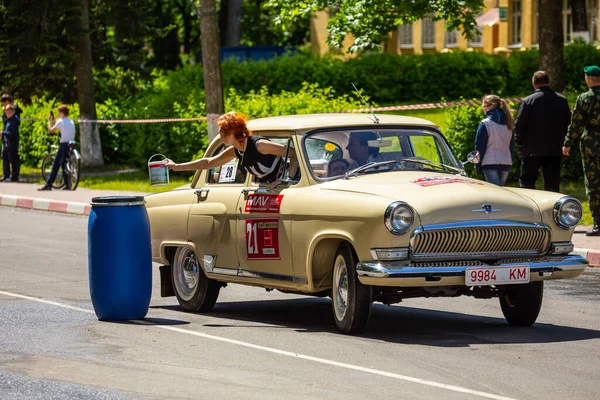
[311,0,600,56]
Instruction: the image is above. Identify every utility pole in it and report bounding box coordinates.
[195,0,224,142]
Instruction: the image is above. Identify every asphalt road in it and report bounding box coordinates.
[1,207,600,400]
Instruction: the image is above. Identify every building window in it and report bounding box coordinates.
[511,0,522,45]
[399,23,414,48]
[422,16,436,48]
[589,0,598,41]
[444,27,459,48]
[564,0,573,42]
[468,28,483,47]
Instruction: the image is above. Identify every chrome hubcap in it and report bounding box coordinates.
[175,248,199,301]
[333,255,349,321]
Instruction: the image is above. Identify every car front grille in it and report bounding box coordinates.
[411,225,551,260]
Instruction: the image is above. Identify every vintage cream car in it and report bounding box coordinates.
[146,113,587,334]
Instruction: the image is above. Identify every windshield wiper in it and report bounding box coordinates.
[344,160,397,179]
[400,157,464,174]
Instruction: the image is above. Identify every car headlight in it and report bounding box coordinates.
[384,202,415,235]
[553,196,583,229]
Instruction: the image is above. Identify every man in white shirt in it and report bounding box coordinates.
[39,104,76,190]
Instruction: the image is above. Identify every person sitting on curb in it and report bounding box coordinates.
[39,105,76,191]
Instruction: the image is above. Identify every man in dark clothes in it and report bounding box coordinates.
[514,71,571,192]
[1,94,22,123]
[1,103,21,182]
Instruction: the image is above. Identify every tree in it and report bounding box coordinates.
[195,0,224,142]
[0,0,79,103]
[267,0,485,52]
[219,0,243,46]
[572,0,589,42]
[74,0,104,167]
[539,0,565,92]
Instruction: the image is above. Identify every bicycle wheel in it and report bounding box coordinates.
[69,151,81,190]
[41,154,65,189]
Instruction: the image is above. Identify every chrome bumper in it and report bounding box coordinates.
[356,254,588,282]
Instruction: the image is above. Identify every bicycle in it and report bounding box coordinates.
[41,141,81,190]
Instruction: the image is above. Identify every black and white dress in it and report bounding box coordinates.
[234,136,283,182]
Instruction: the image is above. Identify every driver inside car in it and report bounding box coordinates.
[346,131,390,170]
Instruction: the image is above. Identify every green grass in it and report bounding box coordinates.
[379,108,449,129]
[77,170,193,193]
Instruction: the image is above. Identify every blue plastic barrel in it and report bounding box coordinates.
[88,196,152,320]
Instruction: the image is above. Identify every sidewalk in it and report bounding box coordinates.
[1,182,599,266]
[0,182,146,216]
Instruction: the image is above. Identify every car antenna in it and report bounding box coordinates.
[352,82,379,124]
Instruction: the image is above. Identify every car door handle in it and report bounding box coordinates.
[241,188,254,195]
[195,189,209,202]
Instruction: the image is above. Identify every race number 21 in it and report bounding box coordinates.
[245,218,280,260]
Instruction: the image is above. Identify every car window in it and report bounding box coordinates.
[408,135,441,164]
[251,137,301,184]
[303,128,462,179]
[207,145,247,184]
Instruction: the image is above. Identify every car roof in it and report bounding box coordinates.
[245,113,438,133]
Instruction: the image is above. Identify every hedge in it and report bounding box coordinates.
[144,41,600,106]
[17,83,364,167]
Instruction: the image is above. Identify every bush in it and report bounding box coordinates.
[18,83,364,168]
[18,98,80,167]
[151,42,599,106]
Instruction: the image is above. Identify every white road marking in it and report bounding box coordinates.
[0,289,517,400]
[0,290,95,314]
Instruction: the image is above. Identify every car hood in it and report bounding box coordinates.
[320,171,542,225]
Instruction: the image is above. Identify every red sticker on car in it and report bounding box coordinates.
[245,218,280,260]
[245,194,283,213]
[411,177,484,187]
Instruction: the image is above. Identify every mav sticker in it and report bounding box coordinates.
[245,194,283,213]
[411,176,484,187]
[245,218,280,260]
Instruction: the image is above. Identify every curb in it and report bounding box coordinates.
[0,194,91,216]
[572,247,600,267]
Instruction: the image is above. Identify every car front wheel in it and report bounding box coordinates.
[172,247,220,312]
[499,281,543,326]
[331,243,372,334]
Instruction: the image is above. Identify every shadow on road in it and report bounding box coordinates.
[106,317,190,326]
[152,298,600,347]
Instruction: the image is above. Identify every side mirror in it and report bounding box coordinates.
[463,150,480,165]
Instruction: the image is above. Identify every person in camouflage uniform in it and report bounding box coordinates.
[563,65,600,236]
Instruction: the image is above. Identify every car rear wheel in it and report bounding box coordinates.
[499,281,543,326]
[172,247,220,312]
[331,243,372,334]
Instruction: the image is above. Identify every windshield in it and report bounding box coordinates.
[303,128,463,179]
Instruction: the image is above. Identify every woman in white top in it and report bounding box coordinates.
[474,95,515,186]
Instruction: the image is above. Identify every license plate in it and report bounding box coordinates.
[465,265,530,286]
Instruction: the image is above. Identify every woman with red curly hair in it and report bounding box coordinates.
[165,112,296,183]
